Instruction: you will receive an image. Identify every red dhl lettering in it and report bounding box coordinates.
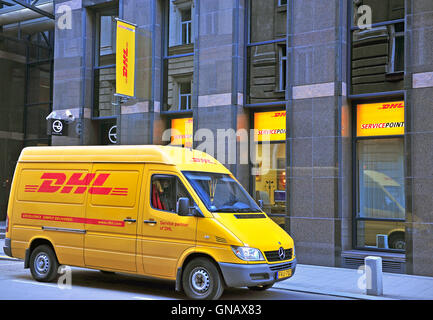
[272,112,286,118]
[122,43,128,82]
[24,173,128,196]
[378,103,404,110]
[192,157,216,164]
[21,213,125,227]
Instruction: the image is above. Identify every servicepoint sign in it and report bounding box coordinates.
[116,19,136,98]
[254,111,286,142]
[171,118,193,148]
[357,101,405,137]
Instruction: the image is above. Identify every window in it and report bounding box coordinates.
[93,8,118,118]
[388,23,404,73]
[252,111,287,229]
[247,0,287,104]
[151,175,194,213]
[181,8,192,45]
[354,101,406,251]
[163,0,194,112]
[183,172,261,213]
[179,81,192,110]
[278,45,287,92]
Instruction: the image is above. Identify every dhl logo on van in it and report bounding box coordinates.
[192,157,216,164]
[24,173,128,196]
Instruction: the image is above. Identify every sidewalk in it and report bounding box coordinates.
[275,263,433,300]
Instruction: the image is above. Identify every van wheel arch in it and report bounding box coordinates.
[178,253,227,291]
[25,238,59,268]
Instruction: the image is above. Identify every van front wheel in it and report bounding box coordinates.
[29,245,59,282]
[182,258,224,300]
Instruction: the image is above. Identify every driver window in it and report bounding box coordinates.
[151,174,194,213]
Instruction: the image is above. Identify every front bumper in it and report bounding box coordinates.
[3,238,12,258]
[219,257,297,288]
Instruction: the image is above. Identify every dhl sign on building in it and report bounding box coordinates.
[357,101,405,137]
[254,111,286,142]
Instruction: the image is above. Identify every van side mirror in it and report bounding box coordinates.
[258,199,264,209]
[177,197,191,216]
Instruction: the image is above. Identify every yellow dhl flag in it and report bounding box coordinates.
[357,101,405,137]
[116,20,136,97]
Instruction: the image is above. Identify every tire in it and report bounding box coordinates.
[182,257,224,300]
[29,244,59,282]
[248,283,274,291]
[389,233,405,250]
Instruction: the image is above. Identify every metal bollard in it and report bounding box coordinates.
[365,256,383,296]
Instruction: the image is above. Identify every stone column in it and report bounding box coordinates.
[286,0,350,267]
[405,0,433,276]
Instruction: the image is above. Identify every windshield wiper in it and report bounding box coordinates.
[213,208,262,213]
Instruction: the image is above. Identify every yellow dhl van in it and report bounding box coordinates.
[3,145,296,299]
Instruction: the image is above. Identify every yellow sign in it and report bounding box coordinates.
[116,20,136,97]
[254,111,286,142]
[357,101,405,137]
[171,118,193,148]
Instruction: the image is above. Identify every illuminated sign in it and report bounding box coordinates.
[254,111,286,142]
[116,19,136,97]
[171,118,193,147]
[357,101,405,137]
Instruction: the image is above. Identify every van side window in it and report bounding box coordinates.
[151,175,194,213]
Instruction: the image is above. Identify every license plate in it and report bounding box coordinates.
[277,269,292,279]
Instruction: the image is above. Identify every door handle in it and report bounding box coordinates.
[143,220,157,225]
[123,218,137,223]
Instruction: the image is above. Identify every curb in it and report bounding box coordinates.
[273,285,394,300]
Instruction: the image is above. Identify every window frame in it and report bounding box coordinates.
[352,99,406,253]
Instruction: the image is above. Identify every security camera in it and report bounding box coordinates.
[65,110,73,118]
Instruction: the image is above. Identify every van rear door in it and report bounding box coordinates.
[84,163,143,272]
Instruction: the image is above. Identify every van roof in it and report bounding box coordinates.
[18,145,231,173]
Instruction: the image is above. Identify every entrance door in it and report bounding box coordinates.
[140,167,197,278]
[84,163,143,272]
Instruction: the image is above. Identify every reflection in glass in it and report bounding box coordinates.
[356,138,405,251]
[253,143,286,228]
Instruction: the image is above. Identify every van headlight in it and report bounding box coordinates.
[231,246,265,261]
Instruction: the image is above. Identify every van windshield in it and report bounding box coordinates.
[182,171,262,213]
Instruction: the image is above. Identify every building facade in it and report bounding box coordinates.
[1,0,433,276]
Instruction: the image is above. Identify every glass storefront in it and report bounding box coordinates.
[354,101,405,251]
[252,110,287,229]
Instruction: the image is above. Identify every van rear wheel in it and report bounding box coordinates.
[182,257,224,300]
[29,245,59,282]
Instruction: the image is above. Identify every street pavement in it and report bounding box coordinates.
[1,236,433,300]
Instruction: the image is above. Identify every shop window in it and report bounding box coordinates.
[354,101,405,251]
[170,117,193,148]
[253,111,287,229]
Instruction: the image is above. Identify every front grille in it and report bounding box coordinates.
[264,248,292,262]
[269,262,292,271]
